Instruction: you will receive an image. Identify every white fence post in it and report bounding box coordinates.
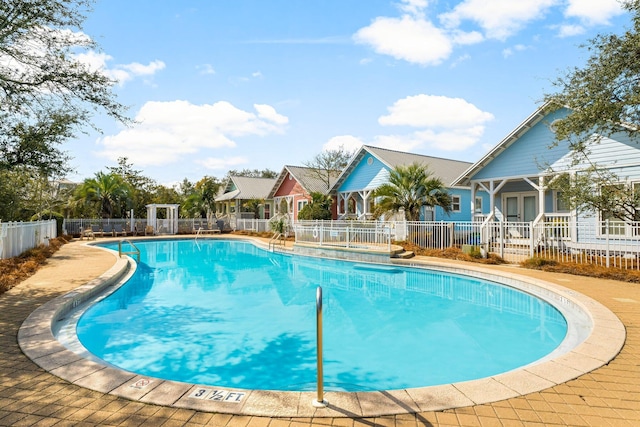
[605,219,610,268]
[529,222,535,258]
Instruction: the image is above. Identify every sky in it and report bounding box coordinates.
[66,0,631,186]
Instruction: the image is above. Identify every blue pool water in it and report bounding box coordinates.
[78,239,567,391]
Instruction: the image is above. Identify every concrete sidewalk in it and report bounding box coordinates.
[1,239,639,426]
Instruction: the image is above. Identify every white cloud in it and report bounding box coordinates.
[197,64,216,75]
[398,0,428,17]
[564,0,624,26]
[322,135,364,153]
[379,94,494,129]
[450,53,471,68]
[414,126,485,151]
[121,60,165,76]
[254,104,289,125]
[373,94,493,152]
[73,50,165,85]
[450,30,484,45]
[439,0,557,40]
[326,95,494,155]
[557,24,586,38]
[196,156,248,170]
[502,44,528,58]
[96,100,288,167]
[353,15,453,66]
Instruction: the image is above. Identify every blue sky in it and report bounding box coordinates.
[67,0,630,185]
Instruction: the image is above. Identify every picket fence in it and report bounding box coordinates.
[0,220,57,259]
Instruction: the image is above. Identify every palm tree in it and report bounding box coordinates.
[373,163,452,221]
[75,172,131,218]
[242,198,264,219]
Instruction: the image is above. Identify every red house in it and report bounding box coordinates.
[268,165,338,222]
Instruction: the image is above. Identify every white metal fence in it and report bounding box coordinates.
[63,218,230,235]
[405,218,640,269]
[235,219,271,233]
[60,216,640,269]
[295,222,392,251]
[0,220,57,259]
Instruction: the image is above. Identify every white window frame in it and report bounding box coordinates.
[597,182,640,238]
[297,199,308,213]
[451,195,461,213]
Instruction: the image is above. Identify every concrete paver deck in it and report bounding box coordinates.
[1,238,639,426]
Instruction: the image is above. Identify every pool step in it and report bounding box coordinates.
[393,250,415,259]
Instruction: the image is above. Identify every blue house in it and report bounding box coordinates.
[452,103,640,248]
[330,145,484,221]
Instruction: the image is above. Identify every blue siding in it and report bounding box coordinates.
[558,131,640,170]
[472,109,571,180]
[339,155,390,192]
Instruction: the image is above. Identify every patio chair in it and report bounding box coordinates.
[82,227,95,240]
[113,224,127,237]
[102,223,114,237]
[145,225,154,236]
[195,223,221,234]
[91,225,103,238]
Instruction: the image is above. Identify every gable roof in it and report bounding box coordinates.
[330,145,473,193]
[215,176,277,201]
[267,165,337,199]
[452,103,554,187]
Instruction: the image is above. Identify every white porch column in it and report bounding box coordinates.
[489,181,495,217]
[538,176,545,216]
[470,184,476,219]
[359,190,372,217]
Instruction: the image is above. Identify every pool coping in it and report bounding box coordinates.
[17,236,626,418]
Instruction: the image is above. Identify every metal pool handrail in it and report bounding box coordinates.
[118,239,140,263]
[312,286,328,408]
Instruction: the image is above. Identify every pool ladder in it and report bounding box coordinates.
[268,233,285,251]
[312,286,328,408]
[118,239,140,263]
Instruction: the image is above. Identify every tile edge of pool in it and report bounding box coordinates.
[17,237,626,418]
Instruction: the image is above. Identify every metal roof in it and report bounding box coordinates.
[268,165,338,198]
[215,176,277,201]
[330,145,473,193]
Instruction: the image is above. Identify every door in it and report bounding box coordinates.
[503,193,538,222]
[523,196,537,222]
[506,196,519,221]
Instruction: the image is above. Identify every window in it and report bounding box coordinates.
[599,182,640,237]
[297,200,308,213]
[474,197,483,214]
[555,192,570,213]
[264,203,270,219]
[451,195,461,212]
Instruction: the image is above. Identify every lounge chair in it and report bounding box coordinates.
[82,227,95,240]
[91,225,103,238]
[194,223,221,234]
[113,224,127,237]
[102,223,114,237]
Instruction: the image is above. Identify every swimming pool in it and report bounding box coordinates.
[74,239,568,392]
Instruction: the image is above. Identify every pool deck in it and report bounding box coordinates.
[1,237,639,426]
